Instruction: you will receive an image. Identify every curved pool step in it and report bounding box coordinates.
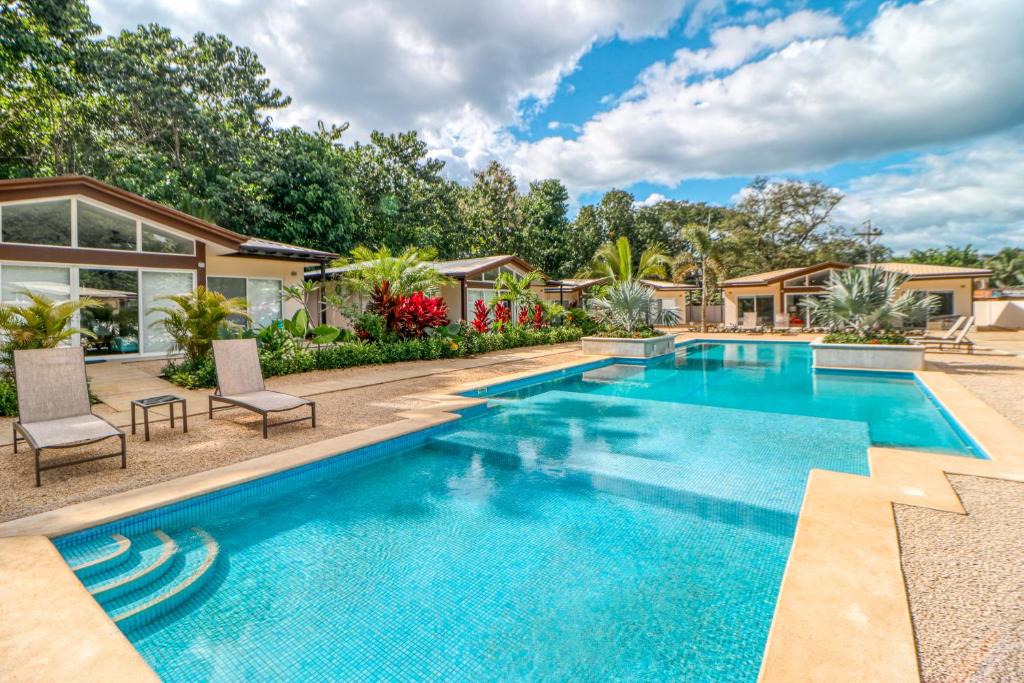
[83,531,178,603]
[109,527,220,632]
[66,533,132,579]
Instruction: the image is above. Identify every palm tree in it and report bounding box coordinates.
[674,222,726,332]
[151,287,250,361]
[492,271,543,314]
[805,267,937,337]
[0,290,100,368]
[590,281,680,334]
[986,247,1024,289]
[335,246,451,296]
[583,236,671,283]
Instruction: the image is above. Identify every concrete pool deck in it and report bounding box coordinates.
[1,332,1022,681]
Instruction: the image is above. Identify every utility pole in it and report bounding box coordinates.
[855,220,883,265]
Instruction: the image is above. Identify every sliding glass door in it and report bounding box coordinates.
[140,270,194,354]
[79,268,140,355]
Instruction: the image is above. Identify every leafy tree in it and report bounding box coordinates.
[460,161,523,256]
[986,247,1024,289]
[336,246,450,297]
[596,189,638,244]
[520,178,571,276]
[905,245,984,268]
[584,236,671,282]
[563,205,605,276]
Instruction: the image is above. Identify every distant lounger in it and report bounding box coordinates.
[12,347,126,487]
[914,317,975,354]
[209,339,316,438]
[910,316,966,342]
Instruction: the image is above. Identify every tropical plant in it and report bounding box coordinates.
[986,247,1024,289]
[589,281,680,335]
[335,245,451,296]
[0,291,100,368]
[470,299,490,333]
[150,286,249,361]
[804,267,938,337]
[674,222,727,332]
[493,302,511,332]
[395,291,449,339]
[583,236,671,283]
[283,280,323,329]
[492,270,543,312]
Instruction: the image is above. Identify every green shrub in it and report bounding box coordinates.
[822,331,911,345]
[162,325,584,389]
[0,377,17,417]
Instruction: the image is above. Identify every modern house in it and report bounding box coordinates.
[721,261,992,327]
[0,176,336,358]
[541,277,697,321]
[306,254,537,326]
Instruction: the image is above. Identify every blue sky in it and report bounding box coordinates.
[90,0,1024,251]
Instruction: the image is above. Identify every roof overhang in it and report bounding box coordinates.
[723,262,851,287]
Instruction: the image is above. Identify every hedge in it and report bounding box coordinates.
[164,326,584,389]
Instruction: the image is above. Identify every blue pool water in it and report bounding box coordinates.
[57,342,980,681]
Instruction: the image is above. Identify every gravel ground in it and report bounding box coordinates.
[896,475,1024,683]
[0,349,588,522]
[927,350,1024,431]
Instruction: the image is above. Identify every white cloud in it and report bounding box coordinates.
[835,130,1024,252]
[88,0,694,181]
[637,192,670,207]
[512,0,1024,193]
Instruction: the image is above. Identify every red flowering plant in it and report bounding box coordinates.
[492,302,511,332]
[470,299,490,333]
[518,307,530,325]
[533,303,545,329]
[395,291,449,338]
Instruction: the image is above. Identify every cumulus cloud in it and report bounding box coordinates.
[637,192,670,207]
[88,0,693,180]
[835,130,1024,253]
[511,0,1024,193]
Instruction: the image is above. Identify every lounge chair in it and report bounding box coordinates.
[12,347,126,487]
[914,318,975,354]
[910,316,966,342]
[740,312,764,334]
[209,339,316,438]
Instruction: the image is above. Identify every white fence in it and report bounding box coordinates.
[975,299,1024,329]
[685,304,724,324]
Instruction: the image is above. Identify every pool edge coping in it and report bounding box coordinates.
[1,339,1021,683]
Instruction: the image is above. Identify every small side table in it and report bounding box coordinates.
[131,395,188,441]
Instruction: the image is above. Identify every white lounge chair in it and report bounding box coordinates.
[910,316,966,342]
[915,317,975,354]
[209,339,316,438]
[740,312,764,334]
[12,347,126,487]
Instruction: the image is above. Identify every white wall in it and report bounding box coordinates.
[975,299,1024,329]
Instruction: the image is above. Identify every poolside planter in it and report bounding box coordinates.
[810,337,925,371]
[582,333,676,359]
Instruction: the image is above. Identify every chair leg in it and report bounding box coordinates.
[120,433,127,469]
[262,414,269,439]
[311,403,317,429]
[208,396,214,419]
[12,425,17,454]
[34,448,41,487]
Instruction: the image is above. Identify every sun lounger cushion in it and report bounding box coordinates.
[17,414,121,448]
[219,390,310,412]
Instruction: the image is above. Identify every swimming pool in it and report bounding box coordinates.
[56,342,981,681]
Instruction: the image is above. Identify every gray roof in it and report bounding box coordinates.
[239,238,337,262]
[307,254,533,280]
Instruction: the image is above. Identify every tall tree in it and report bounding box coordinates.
[564,204,605,277]
[459,161,522,256]
[520,178,571,276]
[596,189,638,245]
[905,245,984,268]
[584,236,671,282]
[674,223,727,332]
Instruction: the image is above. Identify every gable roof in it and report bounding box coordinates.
[723,260,992,287]
[0,175,337,262]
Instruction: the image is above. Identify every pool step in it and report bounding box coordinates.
[69,527,220,632]
[64,533,132,579]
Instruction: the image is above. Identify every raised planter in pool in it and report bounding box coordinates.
[811,336,925,371]
[582,333,676,358]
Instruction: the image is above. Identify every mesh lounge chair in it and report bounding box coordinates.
[740,312,764,334]
[12,347,126,487]
[910,316,966,342]
[209,339,316,438]
[915,317,975,354]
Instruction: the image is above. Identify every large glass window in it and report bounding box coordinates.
[1,199,72,246]
[1,265,71,303]
[208,276,281,329]
[928,291,955,317]
[77,201,137,250]
[141,271,193,353]
[79,269,139,355]
[142,223,194,255]
[738,295,774,326]
[467,287,497,307]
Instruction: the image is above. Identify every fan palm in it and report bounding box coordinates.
[673,223,727,332]
[150,287,250,361]
[589,281,680,334]
[0,290,100,367]
[583,236,671,283]
[335,246,451,296]
[986,247,1024,289]
[805,267,937,336]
